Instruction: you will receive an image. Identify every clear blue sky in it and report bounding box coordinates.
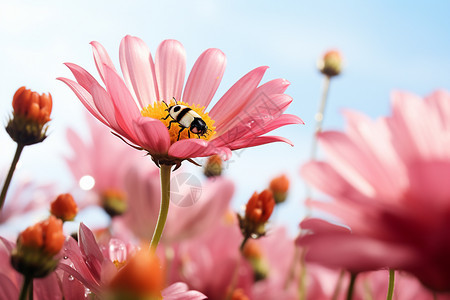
[1,1,449,234]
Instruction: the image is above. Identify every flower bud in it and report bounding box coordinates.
[317,50,342,77]
[203,155,223,177]
[231,289,250,300]
[269,174,289,204]
[238,190,275,239]
[107,250,164,300]
[101,189,127,217]
[50,193,78,222]
[11,216,64,278]
[6,86,52,145]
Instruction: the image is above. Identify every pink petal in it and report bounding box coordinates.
[168,139,230,159]
[216,94,296,139]
[183,48,226,109]
[119,35,159,108]
[89,80,123,133]
[164,177,234,243]
[256,78,290,95]
[78,223,104,279]
[34,273,63,300]
[209,66,268,132]
[57,77,107,125]
[162,282,206,300]
[300,218,350,235]
[90,41,116,84]
[155,39,186,101]
[102,64,141,142]
[300,233,417,272]
[0,274,18,299]
[227,135,294,150]
[132,117,171,154]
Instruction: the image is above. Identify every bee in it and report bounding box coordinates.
[162,98,209,141]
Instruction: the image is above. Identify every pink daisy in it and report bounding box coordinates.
[58,35,302,167]
[298,90,450,292]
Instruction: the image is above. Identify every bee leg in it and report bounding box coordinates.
[162,114,171,120]
[188,131,191,138]
[167,120,176,130]
[177,127,186,141]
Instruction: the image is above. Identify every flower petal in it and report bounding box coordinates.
[119,35,159,108]
[210,66,268,132]
[133,117,171,154]
[90,41,116,84]
[227,135,294,150]
[168,138,230,159]
[57,77,107,125]
[155,39,186,101]
[183,48,226,109]
[102,64,141,142]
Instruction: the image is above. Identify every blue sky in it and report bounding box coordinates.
[1,1,449,234]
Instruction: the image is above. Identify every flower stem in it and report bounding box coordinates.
[332,270,346,300]
[346,273,357,300]
[149,164,172,250]
[0,143,25,211]
[386,269,395,300]
[19,276,32,300]
[239,235,250,252]
[310,75,331,161]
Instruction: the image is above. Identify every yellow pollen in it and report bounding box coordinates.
[113,260,127,269]
[141,100,216,145]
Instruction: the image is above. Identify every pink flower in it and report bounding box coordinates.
[65,112,142,209]
[59,223,205,299]
[298,90,450,291]
[120,161,234,244]
[58,35,302,167]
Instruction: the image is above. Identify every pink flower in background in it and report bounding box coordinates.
[65,112,142,209]
[299,90,450,291]
[120,162,234,244]
[58,35,302,167]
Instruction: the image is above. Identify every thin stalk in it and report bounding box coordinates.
[149,164,172,250]
[346,273,357,300]
[19,276,32,300]
[239,235,250,252]
[28,279,33,300]
[310,75,331,160]
[386,269,395,300]
[332,270,346,300]
[0,143,25,210]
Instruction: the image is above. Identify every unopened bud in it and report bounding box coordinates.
[317,50,342,77]
[107,250,164,300]
[12,216,64,278]
[6,86,52,145]
[238,190,275,239]
[269,174,289,204]
[50,193,78,222]
[102,189,127,217]
[204,155,223,177]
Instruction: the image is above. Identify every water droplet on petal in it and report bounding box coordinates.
[109,239,127,263]
[84,288,91,297]
[63,256,68,260]
[68,275,74,281]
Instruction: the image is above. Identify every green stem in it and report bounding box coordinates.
[28,278,33,300]
[149,164,172,250]
[0,143,25,211]
[386,269,395,300]
[310,75,331,161]
[346,273,357,300]
[19,276,32,300]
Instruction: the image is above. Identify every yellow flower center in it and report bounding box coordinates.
[141,99,216,145]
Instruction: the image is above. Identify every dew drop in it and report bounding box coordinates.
[68,275,74,281]
[63,256,68,260]
[109,239,127,263]
[84,288,91,297]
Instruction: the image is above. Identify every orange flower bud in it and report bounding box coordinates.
[317,50,343,77]
[107,251,164,300]
[12,87,52,125]
[242,240,269,281]
[6,86,53,145]
[231,289,250,300]
[50,193,78,222]
[12,216,64,277]
[245,190,275,224]
[242,239,263,260]
[269,174,289,204]
[204,154,223,177]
